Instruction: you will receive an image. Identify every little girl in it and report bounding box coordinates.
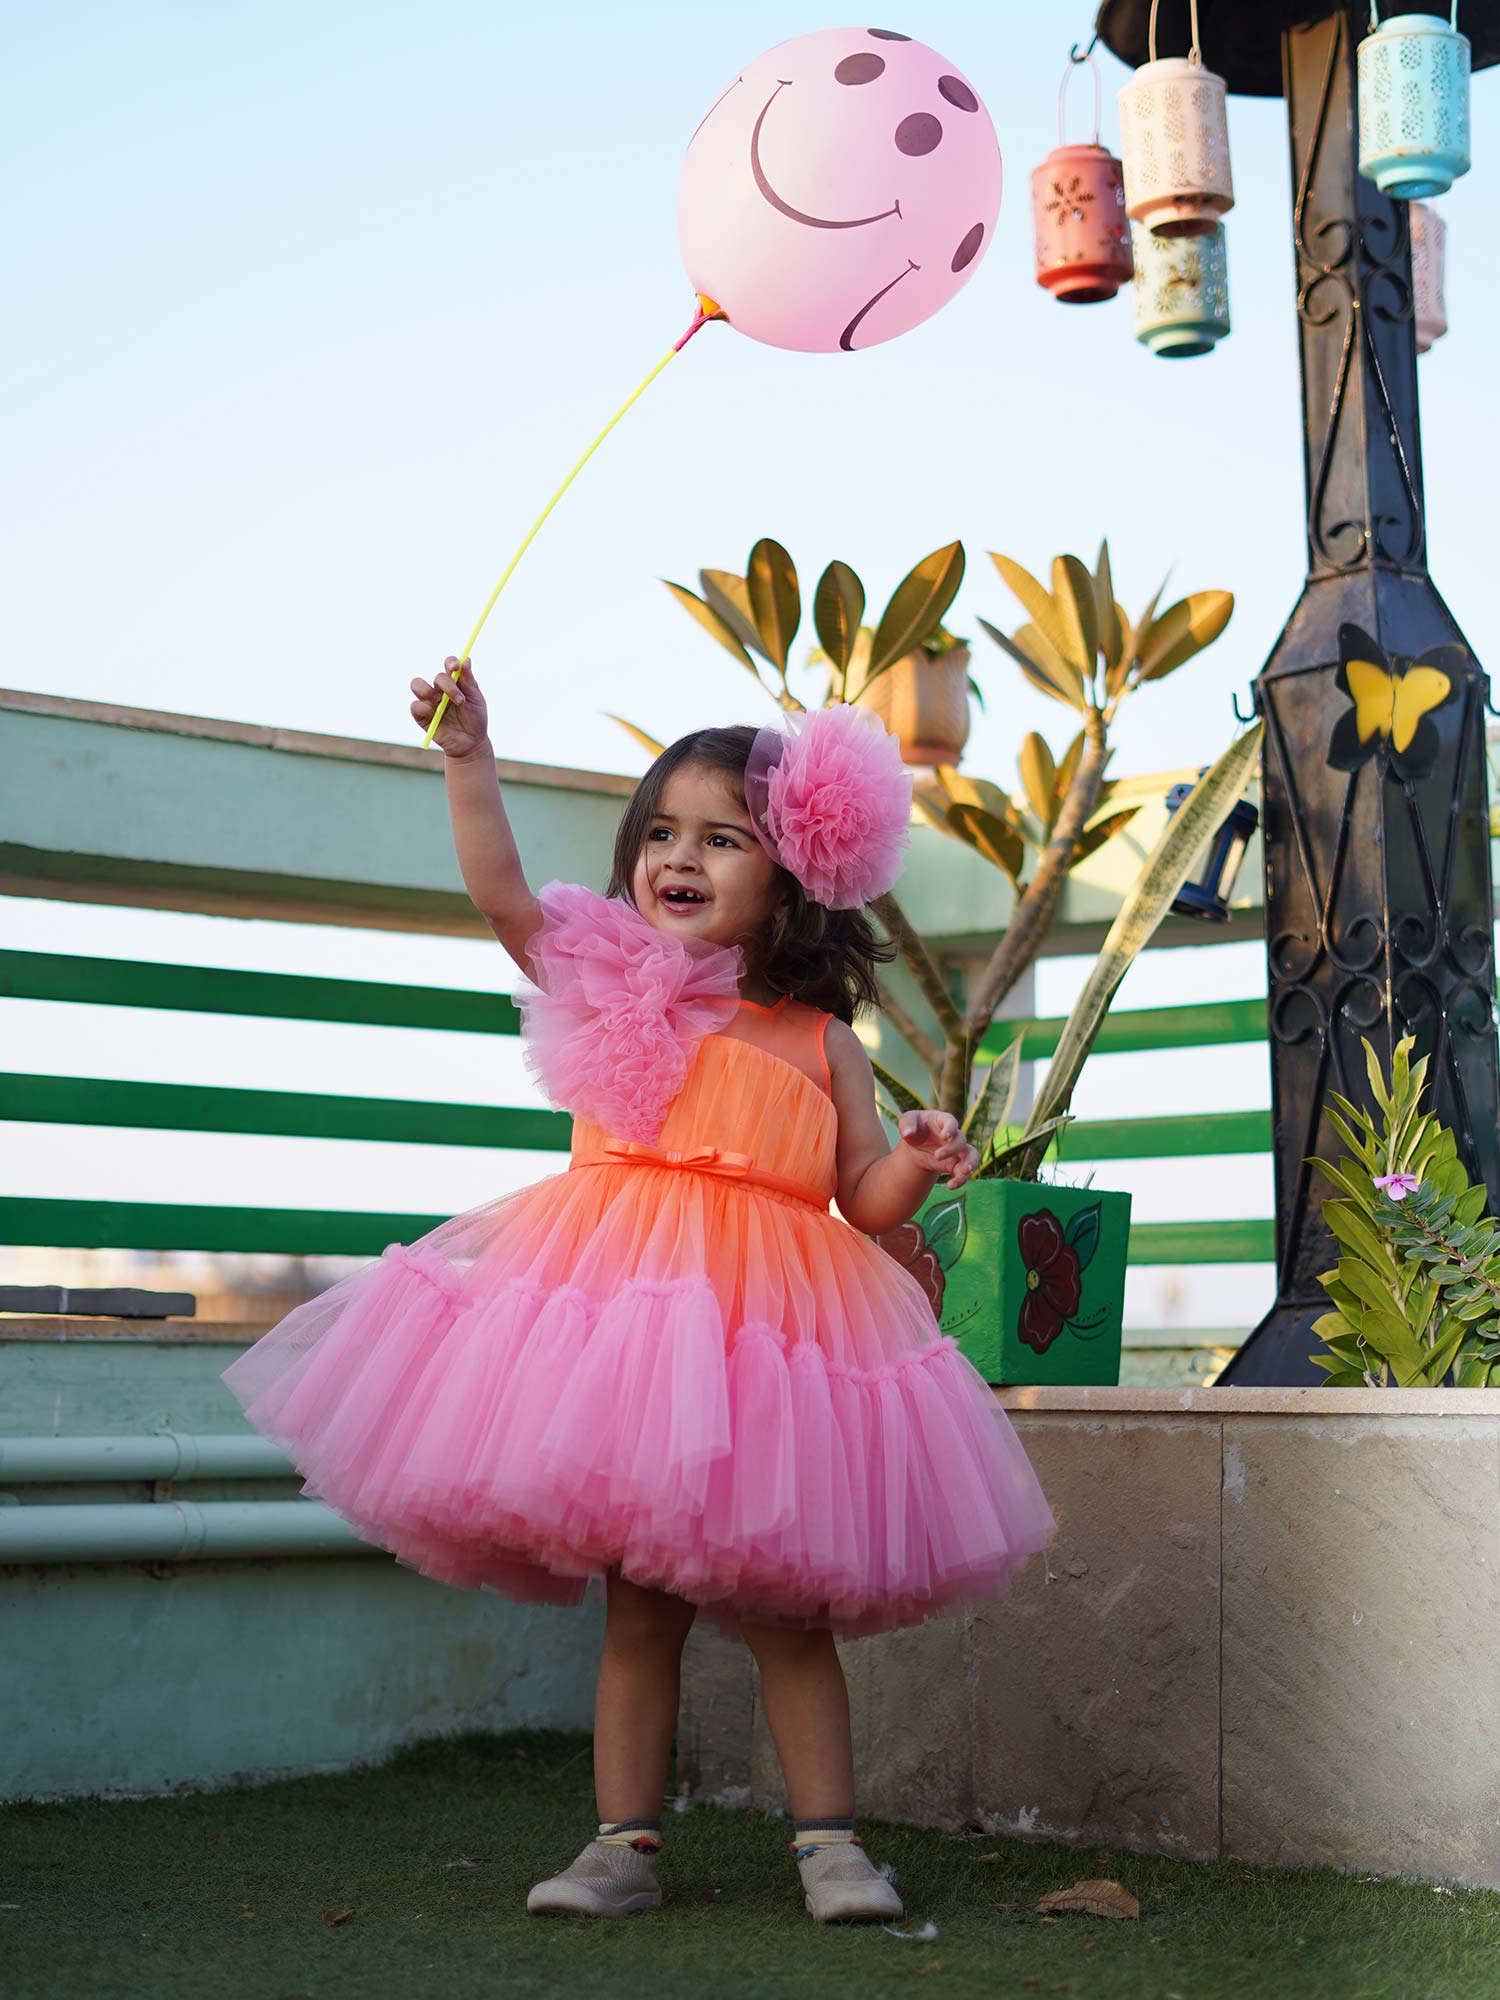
[221,657,1053,1925]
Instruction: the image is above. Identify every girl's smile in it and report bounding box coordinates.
[631,761,781,953]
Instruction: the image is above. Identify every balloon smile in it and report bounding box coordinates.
[751,81,903,230]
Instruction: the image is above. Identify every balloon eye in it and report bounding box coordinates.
[895,113,942,156]
[836,53,886,84]
[867,27,912,40]
[938,76,978,113]
[951,223,984,272]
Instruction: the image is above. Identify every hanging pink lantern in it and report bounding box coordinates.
[1118,0,1234,239]
[1410,200,1449,354]
[677,27,1003,353]
[1031,49,1132,304]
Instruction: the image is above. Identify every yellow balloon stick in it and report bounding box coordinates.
[423,295,725,749]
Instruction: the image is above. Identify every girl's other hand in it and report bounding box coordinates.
[411,657,491,759]
[897,1109,979,1191]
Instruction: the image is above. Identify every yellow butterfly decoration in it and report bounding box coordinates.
[1329,624,1461,782]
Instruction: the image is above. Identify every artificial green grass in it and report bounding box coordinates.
[6,1729,1499,2000]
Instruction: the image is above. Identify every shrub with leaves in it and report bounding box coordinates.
[1310,1035,1500,1387]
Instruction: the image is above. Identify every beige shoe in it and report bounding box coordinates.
[526,1838,662,1917]
[796,1841,905,1923]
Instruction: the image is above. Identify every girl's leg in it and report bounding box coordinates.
[738,1620,854,1818]
[593,1569,699,1823]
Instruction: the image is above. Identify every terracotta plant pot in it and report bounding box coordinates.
[876,1178,1132,1387]
[1031,142,1134,304]
[845,634,971,768]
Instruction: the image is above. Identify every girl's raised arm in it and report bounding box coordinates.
[410,658,542,978]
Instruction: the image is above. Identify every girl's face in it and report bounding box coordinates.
[631,760,783,950]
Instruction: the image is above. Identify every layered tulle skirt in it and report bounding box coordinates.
[220,1153,1055,1640]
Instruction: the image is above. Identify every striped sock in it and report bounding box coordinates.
[790,1815,859,1861]
[597,1817,663,1853]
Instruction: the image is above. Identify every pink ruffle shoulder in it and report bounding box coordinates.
[219,883,1054,1641]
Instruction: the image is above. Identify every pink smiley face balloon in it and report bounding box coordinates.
[677,26,1001,354]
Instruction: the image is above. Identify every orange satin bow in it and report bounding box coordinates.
[600,1140,755,1180]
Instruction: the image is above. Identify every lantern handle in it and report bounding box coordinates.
[1232,689,1258,725]
[1149,0,1204,66]
[1368,1,1460,28]
[1058,47,1103,146]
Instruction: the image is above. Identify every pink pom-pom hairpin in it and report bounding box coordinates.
[743,703,914,911]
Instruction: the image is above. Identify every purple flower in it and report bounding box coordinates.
[1374,1172,1420,1202]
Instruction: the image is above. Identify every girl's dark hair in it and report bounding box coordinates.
[604,724,896,1025]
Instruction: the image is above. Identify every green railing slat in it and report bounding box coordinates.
[0,1073,570,1152]
[0,1198,1279,1266]
[0,1198,448,1258]
[0,1075,1271,1162]
[4,948,1274,1059]
[0,949,519,1036]
[1127,1219,1275,1264]
[981,996,1269,1061]
[1063,1110,1272,1159]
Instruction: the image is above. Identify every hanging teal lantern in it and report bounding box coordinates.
[1358,3,1472,199]
[1131,220,1230,357]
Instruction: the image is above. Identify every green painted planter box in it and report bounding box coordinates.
[876,1180,1132,1386]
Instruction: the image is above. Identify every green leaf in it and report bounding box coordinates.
[977,616,1086,710]
[746,537,801,674]
[988,551,1075,665]
[1094,540,1124,677]
[1071,807,1140,865]
[699,569,771,663]
[812,561,865,677]
[1363,1036,1393,1118]
[1422,1321,1468,1385]
[1135,591,1234,682]
[604,713,668,760]
[1324,1200,1393,1272]
[964,1038,1023,1152]
[868,1055,926,1118]
[1065,1200,1103,1271]
[866,541,967,687]
[979,1114,1073,1179]
[1123,571,1171,679]
[1018,733,1057,832]
[1052,554,1100,679]
[1021,723,1264,1143]
[1053,730,1086,816]
[663,580,758,675]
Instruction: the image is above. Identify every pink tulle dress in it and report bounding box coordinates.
[220,882,1054,1641]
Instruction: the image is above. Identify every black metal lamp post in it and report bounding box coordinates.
[1096,0,1500,1384]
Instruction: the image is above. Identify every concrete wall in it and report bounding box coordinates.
[679,1386,1500,1891]
[2,1329,603,1799]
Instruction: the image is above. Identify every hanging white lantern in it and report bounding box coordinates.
[1118,0,1234,238]
[1410,199,1448,352]
[1131,221,1230,358]
[1358,2,1471,200]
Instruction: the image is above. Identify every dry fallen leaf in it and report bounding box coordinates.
[321,1908,357,1927]
[1034,1878,1140,1921]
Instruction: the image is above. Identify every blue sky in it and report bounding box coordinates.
[5,3,1497,1328]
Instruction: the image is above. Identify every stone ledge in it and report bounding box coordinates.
[997,1383,1500,1417]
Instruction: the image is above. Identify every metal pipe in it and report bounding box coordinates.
[0,1499,378,1564]
[0,1432,292,1484]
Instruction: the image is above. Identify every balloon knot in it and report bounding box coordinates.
[676,295,729,351]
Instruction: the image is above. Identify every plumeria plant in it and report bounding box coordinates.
[625,534,1246,1158]
[1310,1035,1500,1388]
